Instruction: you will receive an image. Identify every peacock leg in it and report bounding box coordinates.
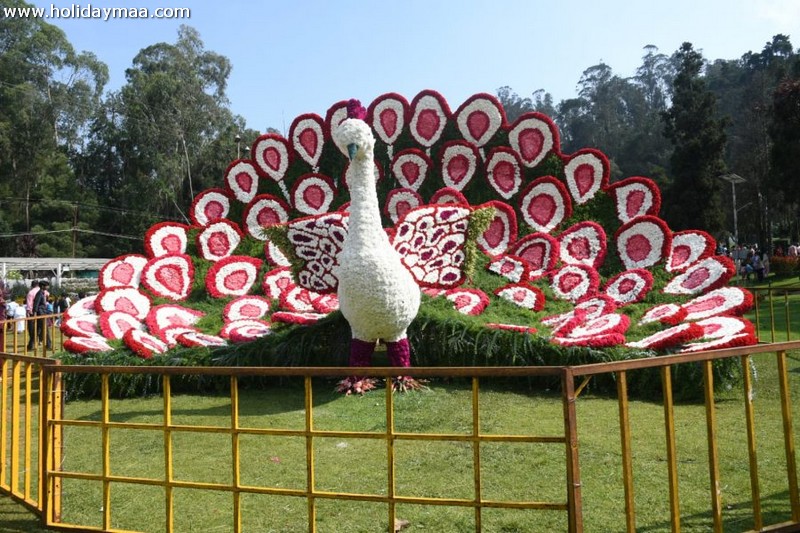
[337,338,378,395]
[349,338,376,367]
[386,338,424,391]
[386,337,410,367]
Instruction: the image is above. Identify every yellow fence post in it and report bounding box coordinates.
[777,350,800,521]
[703,360,723,532]
[661,366,680,532]
[617,370,636,533]
[562,367,583,533]
[741,354,762,530]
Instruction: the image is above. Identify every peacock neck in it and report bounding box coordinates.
[346,157,388,250]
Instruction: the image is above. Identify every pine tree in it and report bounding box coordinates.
[662,43,728,234]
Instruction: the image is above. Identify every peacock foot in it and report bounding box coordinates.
[391,376,427,392]
[336,376,378,395]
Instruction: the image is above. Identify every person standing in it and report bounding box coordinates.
[31,280,52,350]
[25,280,39,351]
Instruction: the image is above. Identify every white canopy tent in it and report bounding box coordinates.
[0,257,110,286]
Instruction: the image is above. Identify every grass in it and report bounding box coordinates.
[3,277,800,532]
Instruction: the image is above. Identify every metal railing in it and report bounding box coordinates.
[1,340,799,532]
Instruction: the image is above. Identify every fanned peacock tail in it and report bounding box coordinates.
[62,90,757,357]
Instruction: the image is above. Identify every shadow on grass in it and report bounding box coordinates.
[0,496,51,533]
[635,490,796,533]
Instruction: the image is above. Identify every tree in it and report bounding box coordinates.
[662,43,728,235]
[0,0,107,256]
[83,26,250,255]
[769,78,800,240]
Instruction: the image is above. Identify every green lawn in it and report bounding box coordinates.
[3,277,800,532]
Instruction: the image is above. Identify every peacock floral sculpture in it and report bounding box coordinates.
[60,90,758,393]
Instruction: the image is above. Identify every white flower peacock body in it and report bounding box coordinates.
[332,113,421,367]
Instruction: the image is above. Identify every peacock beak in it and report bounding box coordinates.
[347,143,357,161]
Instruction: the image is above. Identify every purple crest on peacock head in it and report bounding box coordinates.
[346,99,367,121]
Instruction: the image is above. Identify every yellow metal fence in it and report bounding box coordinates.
[1,341,799,532]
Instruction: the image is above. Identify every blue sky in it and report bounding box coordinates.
[29,0,800,134]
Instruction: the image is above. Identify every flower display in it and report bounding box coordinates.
[159,326,200,346]
[252,133,290,182]
[553,332,625,348]
[220,319,272,342]
[487,255,529,283]
[144,222,189,258]
[694,316,756,339]
[62,314,101,338]
[430,187,469,206]
[62,295,97,320]
[367,93,408,158]
[98,311,143,340]
[666,230,716,273]
[605,177,661,224]
[508,112,559,168]
[99,254,148,290]
[558,221,607,269]
[519,176,572,233]
[196,220,243,262]
[638,303,688,326]
[243,194,291,240]
[279,285,317,313]
[562,149,609,205]
[476,201,517,257]
[206,256,263,298]
[141,254,194,301]
[223,296,272,322]
[508,233,559,280]
[681,287,753,321]
[550,264,600,302]
[663,256,735,295]
[393,205,472,288]
[64,336,113,354]
[486,323,538,334]
[271,311,327,325]
[445,288,490,315]
[455,93,505,149]
[190,188,231,227]
[175,331,227,348]
[603,269,653,305]
[289,113,325,170]
[626,323,705,351]
[439,141,480,191]
[485,147,523,200]
[422,287,445,298]
[391,149,431,191]
[409,90,450,150]
[262,267,294,301]
[679,333,757,353]
[264,239,292,267]
[385,188,424,224]
[96,287,151,320]
[495,283,545,311]
[615,216,671,270]
[75,90,760,361]
[574,295,618,319]
[145,304,204,334]
[312,293,340,314]
[224,160,261,204]
[291,173,336,215]
[549,308,589,337]
[285,212,349,293]
[568,313,630,339]
[123,329,169,359]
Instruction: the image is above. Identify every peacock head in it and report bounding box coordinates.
[333,99,374,162]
